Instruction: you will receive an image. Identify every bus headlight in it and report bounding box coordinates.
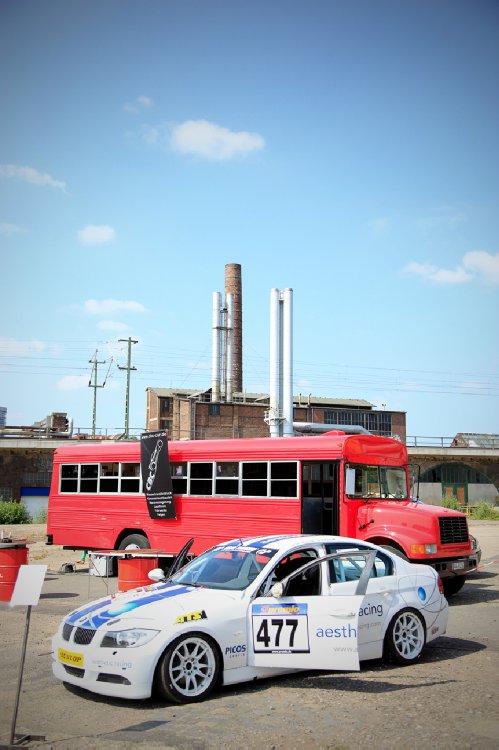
[410,544,437,555]
[101,629,160,648]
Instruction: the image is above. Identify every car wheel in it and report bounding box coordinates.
[443,575,466,598]
[118,534,150,550]
[155,633,221,704]
[384,608,426,665]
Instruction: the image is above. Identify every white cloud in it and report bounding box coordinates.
[462,251,499,285]
[0,164,66,191]
[403,261,472,285]
[57,375,89,391]
[170,120,265,160]
[0,223,27,235]
[403,250,499,286]
[124,95,154,113]
[0,337,47,356]
[84,299,147,315]
[97,320,129,331]
[77,225,116,245]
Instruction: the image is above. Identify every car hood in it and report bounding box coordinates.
[64,582,242,630]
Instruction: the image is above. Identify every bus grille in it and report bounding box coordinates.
[74,627,96,645]
[439,516,468,545]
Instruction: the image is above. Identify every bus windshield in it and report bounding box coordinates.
[173,543,277,590]
[345,465,408,500]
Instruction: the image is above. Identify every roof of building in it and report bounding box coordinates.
[452,432,499,448]
[147,387,375,409]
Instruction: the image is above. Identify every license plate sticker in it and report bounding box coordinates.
[58,647,84,667]
[452,561,465,570]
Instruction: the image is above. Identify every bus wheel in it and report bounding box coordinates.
[443,575,466,597]
[384,608,426,665]
[118,534,150,550]
[155,633,220,704]
[381,545,408,560]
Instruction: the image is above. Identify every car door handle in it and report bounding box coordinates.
[331,611,356,618]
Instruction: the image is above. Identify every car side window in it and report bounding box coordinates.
[324,544,393,584]
[258,549,320,596]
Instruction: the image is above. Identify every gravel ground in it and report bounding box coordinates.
[0,522,498,750]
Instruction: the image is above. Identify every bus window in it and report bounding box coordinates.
[216,462,239,495]
[242,462,267,497]
[121,463,140,493]
[80,464,98,493]
[270,462,298,497]
[100,462,119,493]
[60,464,78,493]
[171,462,187,494]
[190,462,214,496]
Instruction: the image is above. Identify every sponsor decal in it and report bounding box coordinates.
[91,658,132,669]
[316,624,357,638]
[69,584,195,629]
[418,587,427,601]
[174,609,207,624]
[431,625,440,635]
[225,644,247,656]
[58,648,84,667]
[359,603,383,617]
[253,603,307,616]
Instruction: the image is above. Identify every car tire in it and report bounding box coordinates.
[155,633,221,704]
[443,575,466,597]
[384,608,426,665]
[118,534,150,550]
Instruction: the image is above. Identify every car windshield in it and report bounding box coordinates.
[172,543,277,590]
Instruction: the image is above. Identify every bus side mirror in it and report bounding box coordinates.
[148,568,166,582]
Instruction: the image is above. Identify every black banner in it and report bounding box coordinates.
[140,431,176,519]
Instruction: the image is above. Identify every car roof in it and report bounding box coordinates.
[217,534,378,554]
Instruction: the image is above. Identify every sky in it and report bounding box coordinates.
[1,0,498,440]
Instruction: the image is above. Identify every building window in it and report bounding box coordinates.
[208,404,220,416]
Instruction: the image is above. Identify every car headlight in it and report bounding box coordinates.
[101,629,160,648]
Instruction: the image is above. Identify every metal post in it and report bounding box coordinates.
[88,352,107,438]
[10,606,32,745]
[118,338,138,438]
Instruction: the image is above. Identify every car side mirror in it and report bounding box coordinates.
[271,581,284,598]
[148,568,166,582]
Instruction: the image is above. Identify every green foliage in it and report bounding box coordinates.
[470,501,499,520]
[0,501,32,524]
[440,497,460,511]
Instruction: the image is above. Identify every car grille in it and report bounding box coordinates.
[62,623,96,645]
[74,627,96,645]
[439,516,469,545]
[62,623,74,642]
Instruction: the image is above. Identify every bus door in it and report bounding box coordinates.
[301,461,340,535]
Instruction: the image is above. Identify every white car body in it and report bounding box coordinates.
[52,535,448,703]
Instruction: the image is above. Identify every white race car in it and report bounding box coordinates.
[52,535,448,703]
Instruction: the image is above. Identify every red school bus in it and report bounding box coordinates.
[47,432,479,595]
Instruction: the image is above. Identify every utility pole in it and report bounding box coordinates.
[88,352,111,437]
[118,338,138,438]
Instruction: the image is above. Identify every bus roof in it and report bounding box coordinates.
[53,433,407,466]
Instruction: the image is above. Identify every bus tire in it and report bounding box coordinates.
[384,608,426,665]
[154,633,221,704]
[381,545,408,560]
[443,575,466,597]
[118,533,150,550]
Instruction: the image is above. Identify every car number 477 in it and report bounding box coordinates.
[252,616,309,653]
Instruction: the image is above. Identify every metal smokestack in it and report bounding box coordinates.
[267,287,294,437]
[212,292,222,402]
[225,263,242,393]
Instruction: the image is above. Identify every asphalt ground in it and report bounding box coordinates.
[0,522,498,750]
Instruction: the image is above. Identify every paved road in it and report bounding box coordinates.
[0,522,498,749]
